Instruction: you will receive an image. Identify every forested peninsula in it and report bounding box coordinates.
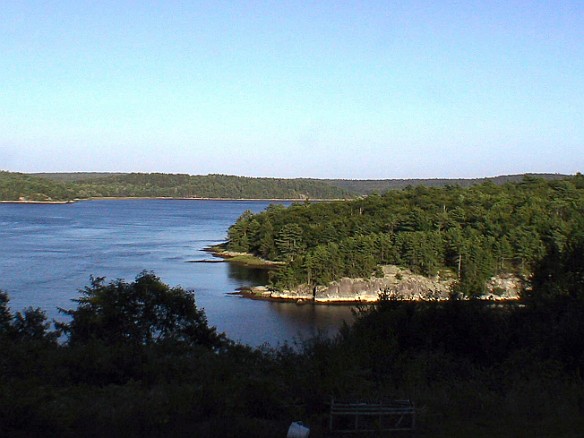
[226,174,584,299]
[0,170,569,202]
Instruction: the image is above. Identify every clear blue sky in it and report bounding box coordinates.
[1,1,582,178]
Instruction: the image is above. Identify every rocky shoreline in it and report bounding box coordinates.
[205,246,523,304]
[238,265,523,304]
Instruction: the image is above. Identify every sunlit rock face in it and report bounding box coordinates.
[267,265,522,303]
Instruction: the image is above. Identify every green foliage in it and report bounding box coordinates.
[323,173,570,195]
[2,170,572,202]
[395,231,443,276]
[227,210,254,252]
[0,291,57,344]
[0,171,74,201]
[529,220,584,302]
[227,175,584,296]
[0,171,352,201]
[2,264,584,436]
[0,290,11,334]
[0,291,59,393]
[274,223,305,261]
[58,271,224,350]
[12,307,57,342]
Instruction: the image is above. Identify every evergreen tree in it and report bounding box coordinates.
[275,223,304,261]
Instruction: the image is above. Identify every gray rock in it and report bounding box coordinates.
[257,265,523,302]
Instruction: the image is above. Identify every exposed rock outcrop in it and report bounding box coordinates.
[247,265,522,303]
[484,273,523,300]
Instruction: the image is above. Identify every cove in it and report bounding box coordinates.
[0,199,353,346]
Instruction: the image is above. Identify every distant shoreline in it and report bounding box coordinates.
[85,196,341,202]
[231,288,365,305]
[0,200,74,205]
[0,197,343,204]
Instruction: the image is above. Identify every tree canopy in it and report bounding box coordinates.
[0,171,350,201]
[226,174,584,295]
[57,271,224,349]
[0,170,572,202]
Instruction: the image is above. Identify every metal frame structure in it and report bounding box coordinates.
[329,398,416,434]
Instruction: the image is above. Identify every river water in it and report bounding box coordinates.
[0,199,354,346]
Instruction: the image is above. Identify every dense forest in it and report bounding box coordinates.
[323,173,569,195]
[0,171,75,202]
[0,171,350,201]
[2,241,584,436]
[0,170,569,201]
[227,174,584,296]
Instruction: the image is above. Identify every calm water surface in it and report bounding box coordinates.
[0,200,353,346]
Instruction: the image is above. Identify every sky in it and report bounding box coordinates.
[0,1,583,179]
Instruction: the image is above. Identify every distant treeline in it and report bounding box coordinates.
[226,174,584,295]
[0,172,74,202]
[0,170,572,201]
[321,173,570,195]
[0,171,350,201]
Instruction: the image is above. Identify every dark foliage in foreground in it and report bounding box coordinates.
[1,239,584,437]
[57,272,224,350]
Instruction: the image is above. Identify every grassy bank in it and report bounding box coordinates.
[206,244,283,268]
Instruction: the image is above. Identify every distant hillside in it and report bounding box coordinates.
[0,171,74,202]
[68,173,351,200]
[1,172,350,201]
[33,172,126,182]
[321,173,571,195]
[1,171,576,202]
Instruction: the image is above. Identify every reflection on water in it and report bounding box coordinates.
[267,302,356,342]
[227,263,271,285]
[0,200,358,347]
